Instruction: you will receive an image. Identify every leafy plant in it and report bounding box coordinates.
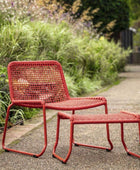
[0,65,8,92]
[0,91,25,127]
[57,0,130,40]
[0,19,130,91]
[0,91,10,127]
[0,0,41,23]
[133,28,140,48]
[0,21,37,66]
[0,90,39,127]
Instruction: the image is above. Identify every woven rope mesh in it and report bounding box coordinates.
[46,97,105,110]
[73,113,138,122]
[9,62,69,103]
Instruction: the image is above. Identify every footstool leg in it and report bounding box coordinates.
[138,123,140,144]
[105,104,113,151]
[106,123,113,151]
[52,115,74,163]
[121,123,140,158]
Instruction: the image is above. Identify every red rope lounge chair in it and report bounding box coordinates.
[52,111,140,163]
[2,60,112,158]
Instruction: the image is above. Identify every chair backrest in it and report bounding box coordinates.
[8,60,70,103]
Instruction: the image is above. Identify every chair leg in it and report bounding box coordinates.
[138,123,140,144]
[106,123,113,151]
[74,103,113,151]
[52,115,74,163]
[121,123,140,158]
[52,115,60,159]
[2,103,47,158]
[105,103,113,151]
[72,110,75,144]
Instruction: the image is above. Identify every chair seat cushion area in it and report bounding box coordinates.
[13,97,106,109]
[45,97,106,110]
[58,111,140,124]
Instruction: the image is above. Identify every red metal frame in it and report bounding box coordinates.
[52,111,140,163]
[3,60,110,157]
[2,101,47,157]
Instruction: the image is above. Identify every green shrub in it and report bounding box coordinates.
[0,65,8,92]
[58,0,130,40]
[0,0,41,23]
[0,91,24,127]
[0,21,37,66]
[64,73,79,97]
[0,90,39,127]
[0,20,130,90]
[133,28,140,48]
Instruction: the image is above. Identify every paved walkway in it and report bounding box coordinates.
[0,65,140,169]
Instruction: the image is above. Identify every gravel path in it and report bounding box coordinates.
[0,65,140,170]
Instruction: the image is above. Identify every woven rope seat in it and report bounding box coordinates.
[46,97,106,110]
[59,111,140,123]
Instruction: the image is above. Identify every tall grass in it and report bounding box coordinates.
[0,21,37,65]
[0,91,25,127]
[0,20,130,89]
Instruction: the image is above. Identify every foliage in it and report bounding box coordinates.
[133,28,140,48]
[0,20,130,85]
[0,21,37,66]
[0,90,39,127]
[0,65,8,92]
[0,0,41,24]
[0,91,25,127]
[129,0,140,21]
[57,0,130,40]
